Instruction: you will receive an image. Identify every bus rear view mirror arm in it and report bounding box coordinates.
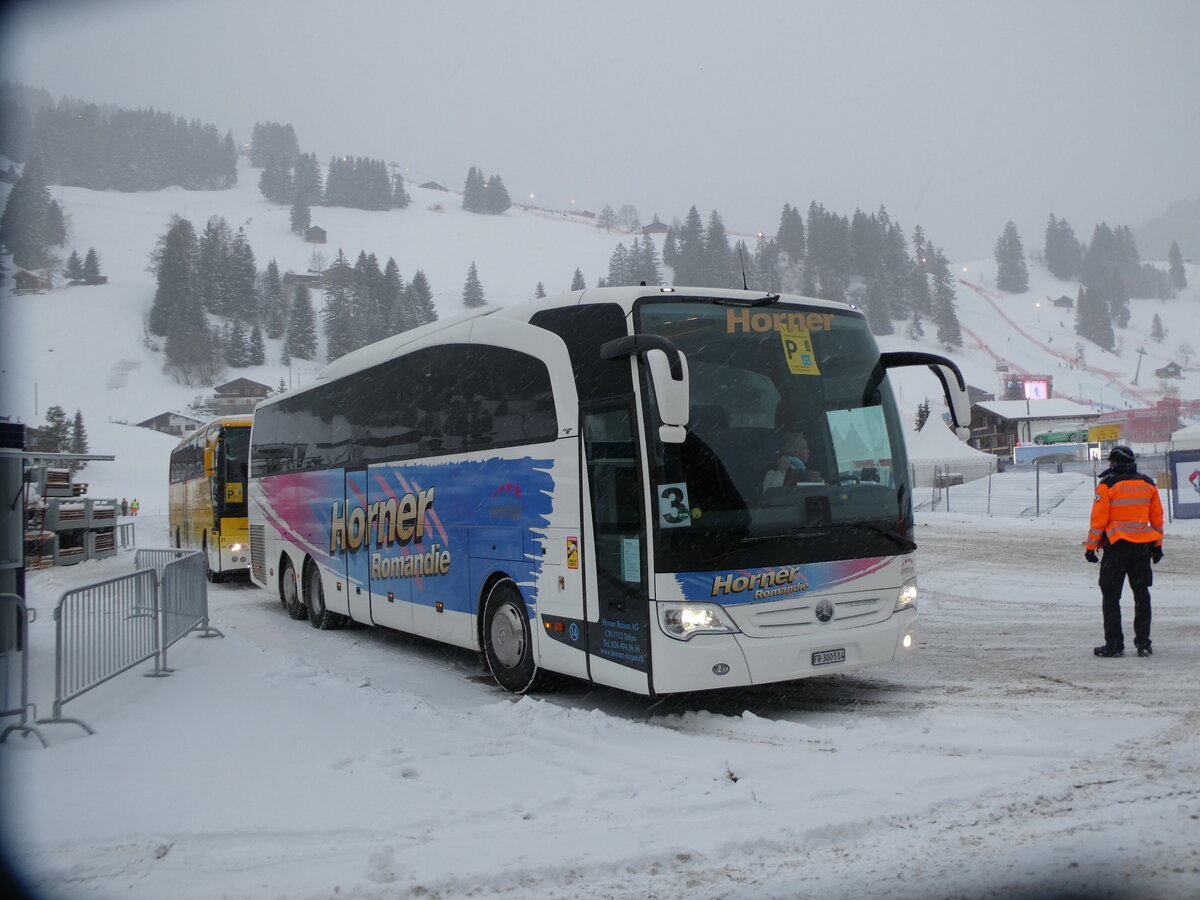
[600,334,690,443]
[874,351,972,441]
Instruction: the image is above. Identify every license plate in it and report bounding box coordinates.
[812,648,846,666]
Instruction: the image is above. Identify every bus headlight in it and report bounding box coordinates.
[895,579,917,612]
[658,602,740,641]
[228,543,245,552]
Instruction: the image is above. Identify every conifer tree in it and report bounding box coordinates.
[40,406,71,460]
[392,172,410,209]
[292,152,324,206]
[753,233,782,292]
[322,249,356,361]
[290,197,311,235]
[149,217,198,336]
[570,268,586,291]
[462,261,486,308]
[906,308,925,340]
[673,206,706,286]
[64,250,84,281]
[406,270,437,327]
[247,324,266,366]
[704,210,736,288]
[69,409,89,472]
[462,167,485,211]
[382,257,405,332]
[197,217,232,314]
[227,227,259,321]
[776,203,805,262]
[224,319,248,366]
[1150,313,1166,343]
[1044,214,1082,280]
[45,200,67,247]
[535,281,546,299]
[914,399,931,432]
[994,221,1029,292]
[1167,241,1187,291]
[83,248,101,283]
[285,284,317,360]
[260,259,287,339]
[483,174,511,213]
[862,278,894,336]
[596,205,617,233]
[0,157,54,269]
[929,248,963,349]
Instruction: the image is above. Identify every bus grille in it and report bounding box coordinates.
[249,524,266,576]
[728,592,884,636]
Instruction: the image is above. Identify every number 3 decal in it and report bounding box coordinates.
[658,482,691,528]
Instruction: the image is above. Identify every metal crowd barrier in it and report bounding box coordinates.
[1,593,47,747]
[34,549,222,739]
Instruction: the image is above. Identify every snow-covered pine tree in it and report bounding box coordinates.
[462,261,486,308]
[64,250,84,282]
[930,248,963,349]
[83,248,101,283]
[1168,241,1187,291]
[994,221,1029,292]
[570,268,586,291]
[285,284,317,360]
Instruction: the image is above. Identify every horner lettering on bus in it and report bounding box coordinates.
[726,309,836,333]
[711,567,807,597]
[329,487,436,553]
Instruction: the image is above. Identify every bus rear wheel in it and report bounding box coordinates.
[279,558,307,620]
[482,578,553,693]
[305,562,347,630]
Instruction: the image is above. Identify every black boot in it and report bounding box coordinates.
[1094,645,1124,657]
[1136,644,1153,657]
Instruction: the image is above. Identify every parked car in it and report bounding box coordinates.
[1033,425,1084,445]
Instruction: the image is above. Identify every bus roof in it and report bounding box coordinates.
[277,285,857,407]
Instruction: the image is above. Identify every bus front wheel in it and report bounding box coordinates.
[279,558,307,620]
[482,578,552,694]
[305,562,347,630]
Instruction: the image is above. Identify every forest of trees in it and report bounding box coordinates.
[0,83,237,191]
[462,167,512,214]
[146,212,441,379]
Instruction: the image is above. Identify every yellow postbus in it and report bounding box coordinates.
[169,415,252,582]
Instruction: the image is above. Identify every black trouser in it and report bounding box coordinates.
[1098,540,1153,649]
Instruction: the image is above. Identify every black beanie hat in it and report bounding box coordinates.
[1108,445,1135,464]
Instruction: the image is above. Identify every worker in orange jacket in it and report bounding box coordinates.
[1084,445,1163,657]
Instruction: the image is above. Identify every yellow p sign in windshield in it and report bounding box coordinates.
[780,325,821,375]
[226,483,244,503]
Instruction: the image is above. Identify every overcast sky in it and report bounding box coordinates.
[3,0,1196,260]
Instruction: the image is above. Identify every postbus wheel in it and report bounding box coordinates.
[304,561,347,630]
[482,578,554,693]
[279,557,307,620]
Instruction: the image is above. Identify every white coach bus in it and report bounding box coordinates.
[248,286,970,695]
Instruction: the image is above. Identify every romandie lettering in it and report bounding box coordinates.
[726,308,836,334]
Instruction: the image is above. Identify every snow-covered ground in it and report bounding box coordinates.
[4,154,1200,900]
[2,480,1198,900]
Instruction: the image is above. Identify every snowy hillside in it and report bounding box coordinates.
[3,157,1199,464]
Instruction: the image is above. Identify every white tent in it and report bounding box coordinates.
[1169,420,1200,452]
[905,419,998,487]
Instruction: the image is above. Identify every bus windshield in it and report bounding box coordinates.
[636,298,913,572]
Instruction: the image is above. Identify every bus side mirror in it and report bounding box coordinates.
[877,351,972,441]
[600,334,691,444]
[646,348,689,444]
[203,447,215,475]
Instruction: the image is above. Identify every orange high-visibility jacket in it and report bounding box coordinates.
[1085,474,1164,551]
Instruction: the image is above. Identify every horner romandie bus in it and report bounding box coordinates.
[169,415,252,582]
[248,286,970,695]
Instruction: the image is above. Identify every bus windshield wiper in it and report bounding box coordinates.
[830,522,916,551]
[714,293,779,307]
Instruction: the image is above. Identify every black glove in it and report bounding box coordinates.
[1084,549,1099,564]
[1151,546,1163,564]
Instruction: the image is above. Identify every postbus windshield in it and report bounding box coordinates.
[636,298,913,572]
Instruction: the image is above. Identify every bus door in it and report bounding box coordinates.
[362,466,413,632]
[581,402,651,694]
[342,469,377,623]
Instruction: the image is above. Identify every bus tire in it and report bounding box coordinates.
[304,561,347,630]
[280,557,307,620]
[482,578,553,693]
